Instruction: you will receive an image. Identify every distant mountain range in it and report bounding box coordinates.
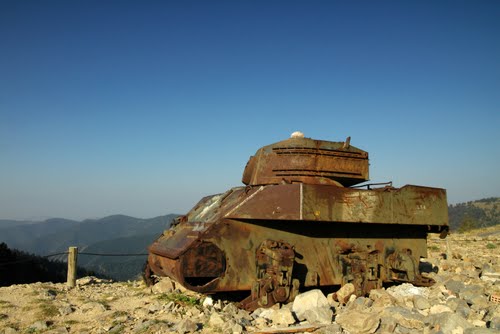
[0,214,178,281]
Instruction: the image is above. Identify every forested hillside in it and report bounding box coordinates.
[0,214,177,282]
[0,243,98,287]
[448,197,500,232]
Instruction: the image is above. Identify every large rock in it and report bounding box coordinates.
[480,263,500,282]
[151,277,176,294]
[259,307,296,326]
[381,306,425,329]
[446,297,471,318]
[79,301,107,313]
[28,321,48,331]
[347,297,373,311]
[445,279,466,295]
[316,323,342,334]
[489,315,500,330]
[378,316,398,333]
[176,319,198,333]
[292,289,329,321]
[429,304,453,314]
[469,295,490,311]
[223,320,244,334]
[464,329,498,334]
[460,285,485,304]
[413,295,431,310]
[45,327,69,334]
[334,283,355,304]
[369,288,397,310]
[387,283,428,299]
[208,312,225,328]
[3,328,17,334]
[428,312,473,333]
[335,310,380,334]
[300,307,333,324]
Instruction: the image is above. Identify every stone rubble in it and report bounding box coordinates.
[0,229,499,333]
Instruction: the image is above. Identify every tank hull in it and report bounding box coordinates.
[148,182,448,308]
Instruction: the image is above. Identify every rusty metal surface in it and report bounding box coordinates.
[222,183,448,231]
[242,137,369,187]
[146,134,449,310]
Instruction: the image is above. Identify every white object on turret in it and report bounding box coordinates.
[291,131,305,138]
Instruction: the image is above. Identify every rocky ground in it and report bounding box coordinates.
[1,226,499,334]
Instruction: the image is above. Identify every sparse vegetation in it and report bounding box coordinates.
[486,243,497,249]
[5,322,19,331]
[156,292,200,307]
[20,305,31,312]
[429,245,440,251]
[95,299,111,310]
[109,324,125,334]
[37,303,58,319]
[0,300,13,308]
[111,310,129,318]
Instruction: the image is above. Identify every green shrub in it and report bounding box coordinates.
[156,293,200,306]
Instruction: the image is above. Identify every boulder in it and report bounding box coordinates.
[300,307,333,324]
[316,323,342,334]
[369,289,397,309]
[260,307,296,326]
[447,297,471,318]
[335,310,380,334]
[413,295,431,310]
[429,304,453,314]
[428,312,472,333]
[202,296,214,308]
[490,315,500,330]
[381,306,425,329]
[464,329,498,334]
[460,285,485,304]
[151,277,176,294]
[334,283,355,304]
[208,312,225,328]
[29,321,48,331]
[445,279,465,295]
[292,289,329,321]
[176,319,198,333]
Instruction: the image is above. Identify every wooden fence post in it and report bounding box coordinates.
[67,246,78,288]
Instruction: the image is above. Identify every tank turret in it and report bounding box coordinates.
[242,133,369,187]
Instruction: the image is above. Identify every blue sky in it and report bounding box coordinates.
[1,1,499,220]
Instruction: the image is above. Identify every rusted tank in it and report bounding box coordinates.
[146,132,448,310]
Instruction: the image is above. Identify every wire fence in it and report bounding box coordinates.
[79,252,148,257]
[0,250,148,267]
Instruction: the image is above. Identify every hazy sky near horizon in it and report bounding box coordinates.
[1,1,499,221]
